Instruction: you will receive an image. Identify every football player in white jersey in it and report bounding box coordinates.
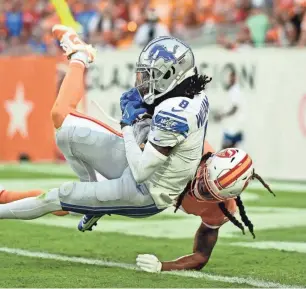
[0,26,212,222]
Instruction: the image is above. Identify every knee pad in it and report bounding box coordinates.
[58,182,75,199]
[58,182,97,207]
[72,127,98,146]
[69,127,100,160]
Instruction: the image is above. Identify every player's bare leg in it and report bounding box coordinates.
[51,25,96,129]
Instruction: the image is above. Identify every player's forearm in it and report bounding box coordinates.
[122,126,167,183]
[161,253,208,271]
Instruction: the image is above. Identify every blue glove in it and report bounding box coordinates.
[121,101,147,126]
[120,88,143,113]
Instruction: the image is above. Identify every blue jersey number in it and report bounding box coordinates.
[172,100,189,112]
[179,100,189,109]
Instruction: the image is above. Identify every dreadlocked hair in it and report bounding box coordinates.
[219,171,275,238]
[252,172,276,196]
[218,202,245,235]
[235,196,255,238]
[174,152,213,213]
[218,197,255,238]
[144,67,212,115]
[173,69,212,98]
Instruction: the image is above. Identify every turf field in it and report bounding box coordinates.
[0,163,306,288]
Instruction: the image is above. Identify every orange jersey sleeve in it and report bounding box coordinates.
[0,189,42,203]
[181,192,237,228]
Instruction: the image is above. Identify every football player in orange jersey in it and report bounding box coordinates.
[136,147,275,272]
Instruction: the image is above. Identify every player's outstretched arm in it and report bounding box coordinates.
[162,223,218,271]
[136,223,218,272]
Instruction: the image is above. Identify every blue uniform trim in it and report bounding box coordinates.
[61,202,164,217]
[61,202,157,210]
[196,96,209,128]
[153,111,189,136]
[159,110,187,122]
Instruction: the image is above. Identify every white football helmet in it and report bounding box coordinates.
[193,148,254,202]
[136,36,195,104]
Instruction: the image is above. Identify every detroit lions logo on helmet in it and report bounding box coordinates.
[148,45,179,63]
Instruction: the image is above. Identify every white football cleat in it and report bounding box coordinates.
[52,24,96,63]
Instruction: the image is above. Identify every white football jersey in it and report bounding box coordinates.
[144,93,209,208]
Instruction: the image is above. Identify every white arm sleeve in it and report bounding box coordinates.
[122,126,168,183]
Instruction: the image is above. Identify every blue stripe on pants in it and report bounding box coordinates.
[60,202,165,218]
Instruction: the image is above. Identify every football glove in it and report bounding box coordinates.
[136,254,162,273]
[121,101,147,126]
[120,88,143,113]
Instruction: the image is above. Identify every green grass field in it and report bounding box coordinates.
[0,164,306,288]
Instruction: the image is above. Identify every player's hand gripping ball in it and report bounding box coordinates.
[120,88,148,126]
[121,101,147,126]
[120,88,143,112]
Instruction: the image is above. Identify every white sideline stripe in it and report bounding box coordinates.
[232,241,306,253]
[0,247,301,288]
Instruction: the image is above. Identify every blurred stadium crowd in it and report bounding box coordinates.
[1,0,306,55]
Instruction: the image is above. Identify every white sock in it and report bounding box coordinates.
[70,51,89,67]
[0,188,62,220]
